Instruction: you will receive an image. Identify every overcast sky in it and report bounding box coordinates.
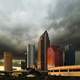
[0,0,57,51]
[0,0,80,52]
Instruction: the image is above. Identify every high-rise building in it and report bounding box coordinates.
[64,44,75,65]
[47,45,63,68]
[26,44,35,68]
[37,31,50,71]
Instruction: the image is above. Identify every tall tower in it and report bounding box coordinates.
[30,45,35,68]
[27,44,30,68]
[38,31,50,71]
[27,44,35,68]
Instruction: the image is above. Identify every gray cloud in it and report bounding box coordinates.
[0,0,80,54]
[0,0,57,52]
[47,0,80,49]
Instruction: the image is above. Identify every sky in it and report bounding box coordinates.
[0,0,80,53]
[0,0,57,51]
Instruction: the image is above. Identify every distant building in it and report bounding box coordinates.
[37,31,50,71]
[4,52,12,71]
[64,44,75,65]
[27,44,35,68]
[75,50,80,65]
[47,45,63,68]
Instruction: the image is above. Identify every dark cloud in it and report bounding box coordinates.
[0,0,56,54]
[0,0,80,57]
[47,0,80,49]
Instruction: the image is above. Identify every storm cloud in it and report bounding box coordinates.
[0,0,56,52]
[0,0,80,55]
[47,0,80,49]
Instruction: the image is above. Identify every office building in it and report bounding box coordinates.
[37,31,50,71]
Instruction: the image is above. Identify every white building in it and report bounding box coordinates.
[27,44,35,68]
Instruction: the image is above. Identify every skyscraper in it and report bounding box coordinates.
[64,44,75,65]
[27,44,35,68]
[47,45,63,68]
[37,31,50,71]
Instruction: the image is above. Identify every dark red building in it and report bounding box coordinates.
[47,45,63,68]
